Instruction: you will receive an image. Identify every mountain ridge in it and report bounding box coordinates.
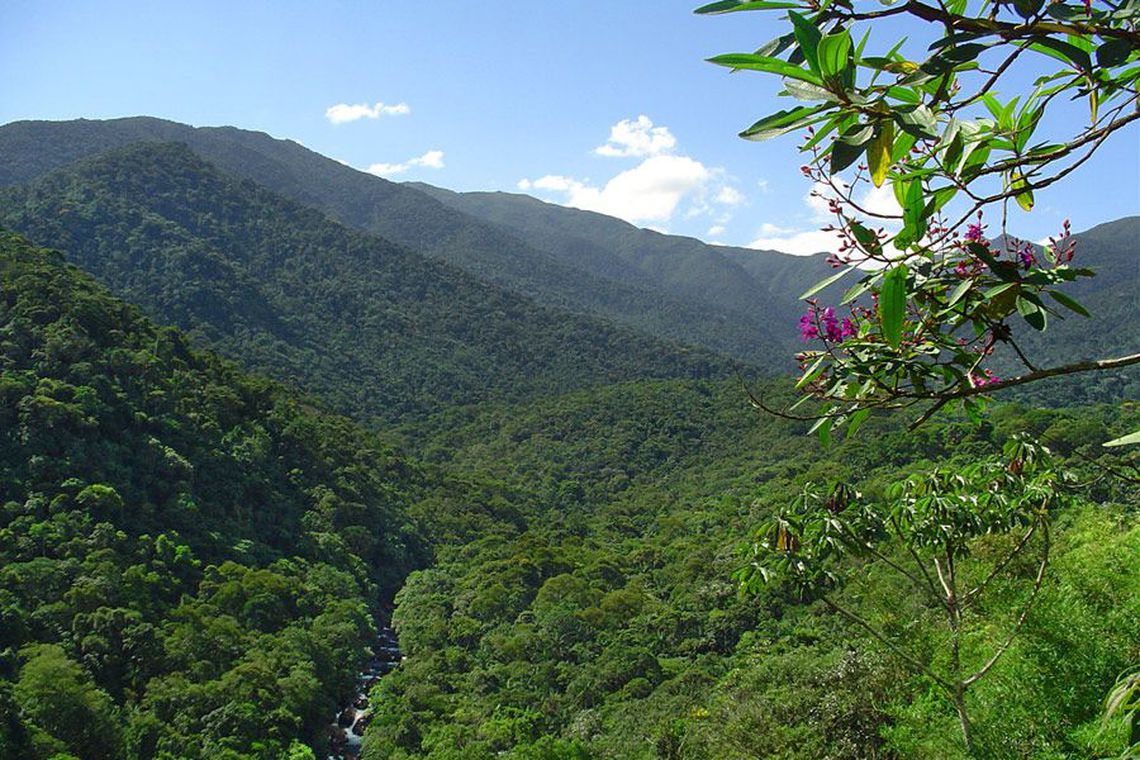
[0,140,732,425]
[0,117,800,364]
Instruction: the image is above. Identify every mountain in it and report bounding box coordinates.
[0,141,729,425]
[0,228,423,758]
[0,117,793,365]
[411,183,835,332]
[1,117,1133,410]
[409,186,1140,373]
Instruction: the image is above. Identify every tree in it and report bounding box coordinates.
[698,1,1138,751]
[738,436,1066,752]
[696,0,1140,440]
[13,644,123,759]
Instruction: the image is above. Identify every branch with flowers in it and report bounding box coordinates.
[697,0,1140,444]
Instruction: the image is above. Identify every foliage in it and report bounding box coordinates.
[0,141,730,425]
[0,230,423,758]
[698,0,1140,436]
[741,436,1067,751]
[364,378,1138,758]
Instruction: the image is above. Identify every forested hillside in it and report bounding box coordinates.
[367,380,1139,759]
[412,184,833,346]
[0,117,786,365]
[0,229,425,758]
[0,141,729,425]
[0,116,1135,760]
[1,119,1135,376]
[413,185,1140,380]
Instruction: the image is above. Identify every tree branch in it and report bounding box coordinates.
[962,521,1050,687]
[922,352,1140,402]
[962,522,1038,610]
[822,594,955,693]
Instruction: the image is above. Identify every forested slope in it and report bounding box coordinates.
[0,141,730,425]
[0,117,786,365]
[367,380,1140,759]
[0,229,427,758]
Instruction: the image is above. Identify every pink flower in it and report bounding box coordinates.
[799,310,819,341]
[822,307,842,342]
[968,369,1000,388]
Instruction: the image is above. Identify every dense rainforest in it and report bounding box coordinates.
[0,140,729,426]
[0,230,423,758]
[0,118,1136,759]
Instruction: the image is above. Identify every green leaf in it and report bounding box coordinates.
[846,408,870,437]
[830,137,866,173]
[694,0,800,13]
[932,184,958,210]
[968,242,1018,281]
[799,266,856,299]
[879,264,908,348]
[901,177,928,242]
[885,85,922,104]
[784,78,836,101]
[1028,37,1091,72]
[896,104,939,138]
[1048,290,1092,317]
[788,11,823,74]
[943,42,989,62]
[1011,171,1035,211]
[984,282,1019,301]
[982,93,1007,124]
[849,220,882,255]
[1103,429,1140,447]
[707,53,824,85]
[867,121,893,187]
[810,415,834,447]
[1012,0,1044,19]
[1097,38,1132,68]
[818,28,852,80]
[738,104,831,141]
[1016,295,1047,330]
[796,355,828,389]
[841,277,873,304]
[946,278,973,308]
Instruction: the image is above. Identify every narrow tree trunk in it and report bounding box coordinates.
[954,684,974,756]
[939,551,975,755]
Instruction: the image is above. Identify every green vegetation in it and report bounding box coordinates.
[694,0,1140,753]
[366,380,1138,758]
[0,230,423,758]
[0,117,1135,758]
[0,141,728,426]
[697,0,1140,435]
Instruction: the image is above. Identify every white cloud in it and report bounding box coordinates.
[707,224,727,238]
[860,183,903,217]
[412,149,445,169]
[326,101,411,124]
[748,181,904,256]
[715,186,744,206]
[594,115,677,158]
[521,154,711,224]
[366,149,445,177]
[748,227,842,256]
[521,116,746,228]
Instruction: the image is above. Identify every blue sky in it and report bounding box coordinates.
[2,0,1137,252]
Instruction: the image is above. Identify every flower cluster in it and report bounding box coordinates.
[799,305,857,343]
[968,369,1000,388]
[1046,219,1076,265]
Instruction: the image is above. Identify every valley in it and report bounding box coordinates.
[0,118,1136,760]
